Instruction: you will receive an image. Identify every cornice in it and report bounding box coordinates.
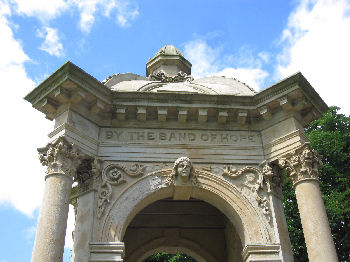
[24,61,112,106]
[24,63,329,129]
[255,72,328,115]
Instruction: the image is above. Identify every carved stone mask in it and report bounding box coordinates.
[174,157,192,183]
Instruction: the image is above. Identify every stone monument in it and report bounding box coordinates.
[25,45,338,262]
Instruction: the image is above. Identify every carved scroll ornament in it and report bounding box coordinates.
[278,143,322,187]
[97,163,146,218]
[162,160,271,221]
[222,166,271,221]
[38,136,82,178]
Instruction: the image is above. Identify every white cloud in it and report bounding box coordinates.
[10,0,68,20]
[37,27,64,57]
[9,0,139,33]
[184,39,220,77]
[114,0,139,27]
[73,0,139,33]
[184,38,269,91]
[276,0,350,114]
[217,67,268,92]
[0,2,74,249]
[74,0,99,33]
[0,0,51,216]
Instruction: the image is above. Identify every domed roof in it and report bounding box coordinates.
[104,73,256,96]
[102,45,256,96]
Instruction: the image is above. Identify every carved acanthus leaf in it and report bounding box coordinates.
[38,136,82,177]
[278,143,322,187]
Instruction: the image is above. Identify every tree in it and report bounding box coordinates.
[143,252,197,262]
[283,107,350,261]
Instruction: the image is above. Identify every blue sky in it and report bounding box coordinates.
[0,0,350,261]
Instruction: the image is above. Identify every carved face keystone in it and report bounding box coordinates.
[177,160,191,182]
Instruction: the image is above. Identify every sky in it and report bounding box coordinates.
[0,0,350,261]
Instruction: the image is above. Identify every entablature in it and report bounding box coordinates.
[25,62,328,130]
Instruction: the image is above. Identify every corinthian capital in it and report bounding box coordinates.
[278,143,322,187]
[38,137,82,178]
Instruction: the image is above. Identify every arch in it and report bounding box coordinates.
[136,82,218,94]
[99,168,273,247]
[129,237,216,262]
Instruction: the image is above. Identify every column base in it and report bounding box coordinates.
[90,242,125,262]
[242,244,282,262]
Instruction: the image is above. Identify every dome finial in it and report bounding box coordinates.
[146,45,192,77]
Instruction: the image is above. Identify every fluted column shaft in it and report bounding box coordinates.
[279,143,338,262]
[32,137,81,262]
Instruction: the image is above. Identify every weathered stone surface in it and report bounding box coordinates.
[26,45,336,262]
[32,137,82,262]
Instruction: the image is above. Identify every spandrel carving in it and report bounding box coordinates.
[211,165,272,222]
[239,168,271,221]
[97,163,147,218]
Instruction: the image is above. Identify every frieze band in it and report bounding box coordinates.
[101,128,261,145]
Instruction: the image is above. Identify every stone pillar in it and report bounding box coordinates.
[89,242,125,262]
[242,244,282,262]
[278,143,338,262]
[32,137,81,262]
[262,163,293,262]
[72,158,100,262]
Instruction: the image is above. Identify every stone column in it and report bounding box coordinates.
[32,137,81,262]
[278,143,338,262]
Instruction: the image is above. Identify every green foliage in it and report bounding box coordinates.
[283,106,350,261]
[142,252,197,262]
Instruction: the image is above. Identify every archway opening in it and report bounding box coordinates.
[123,198,243,262]
[142,252,197,262]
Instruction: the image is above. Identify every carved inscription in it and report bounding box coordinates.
[101,128,260,145]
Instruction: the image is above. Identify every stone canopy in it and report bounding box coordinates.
[25,45,338,262]
[25,45,327,132]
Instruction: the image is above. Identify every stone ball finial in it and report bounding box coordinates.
[155,45,184,57]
